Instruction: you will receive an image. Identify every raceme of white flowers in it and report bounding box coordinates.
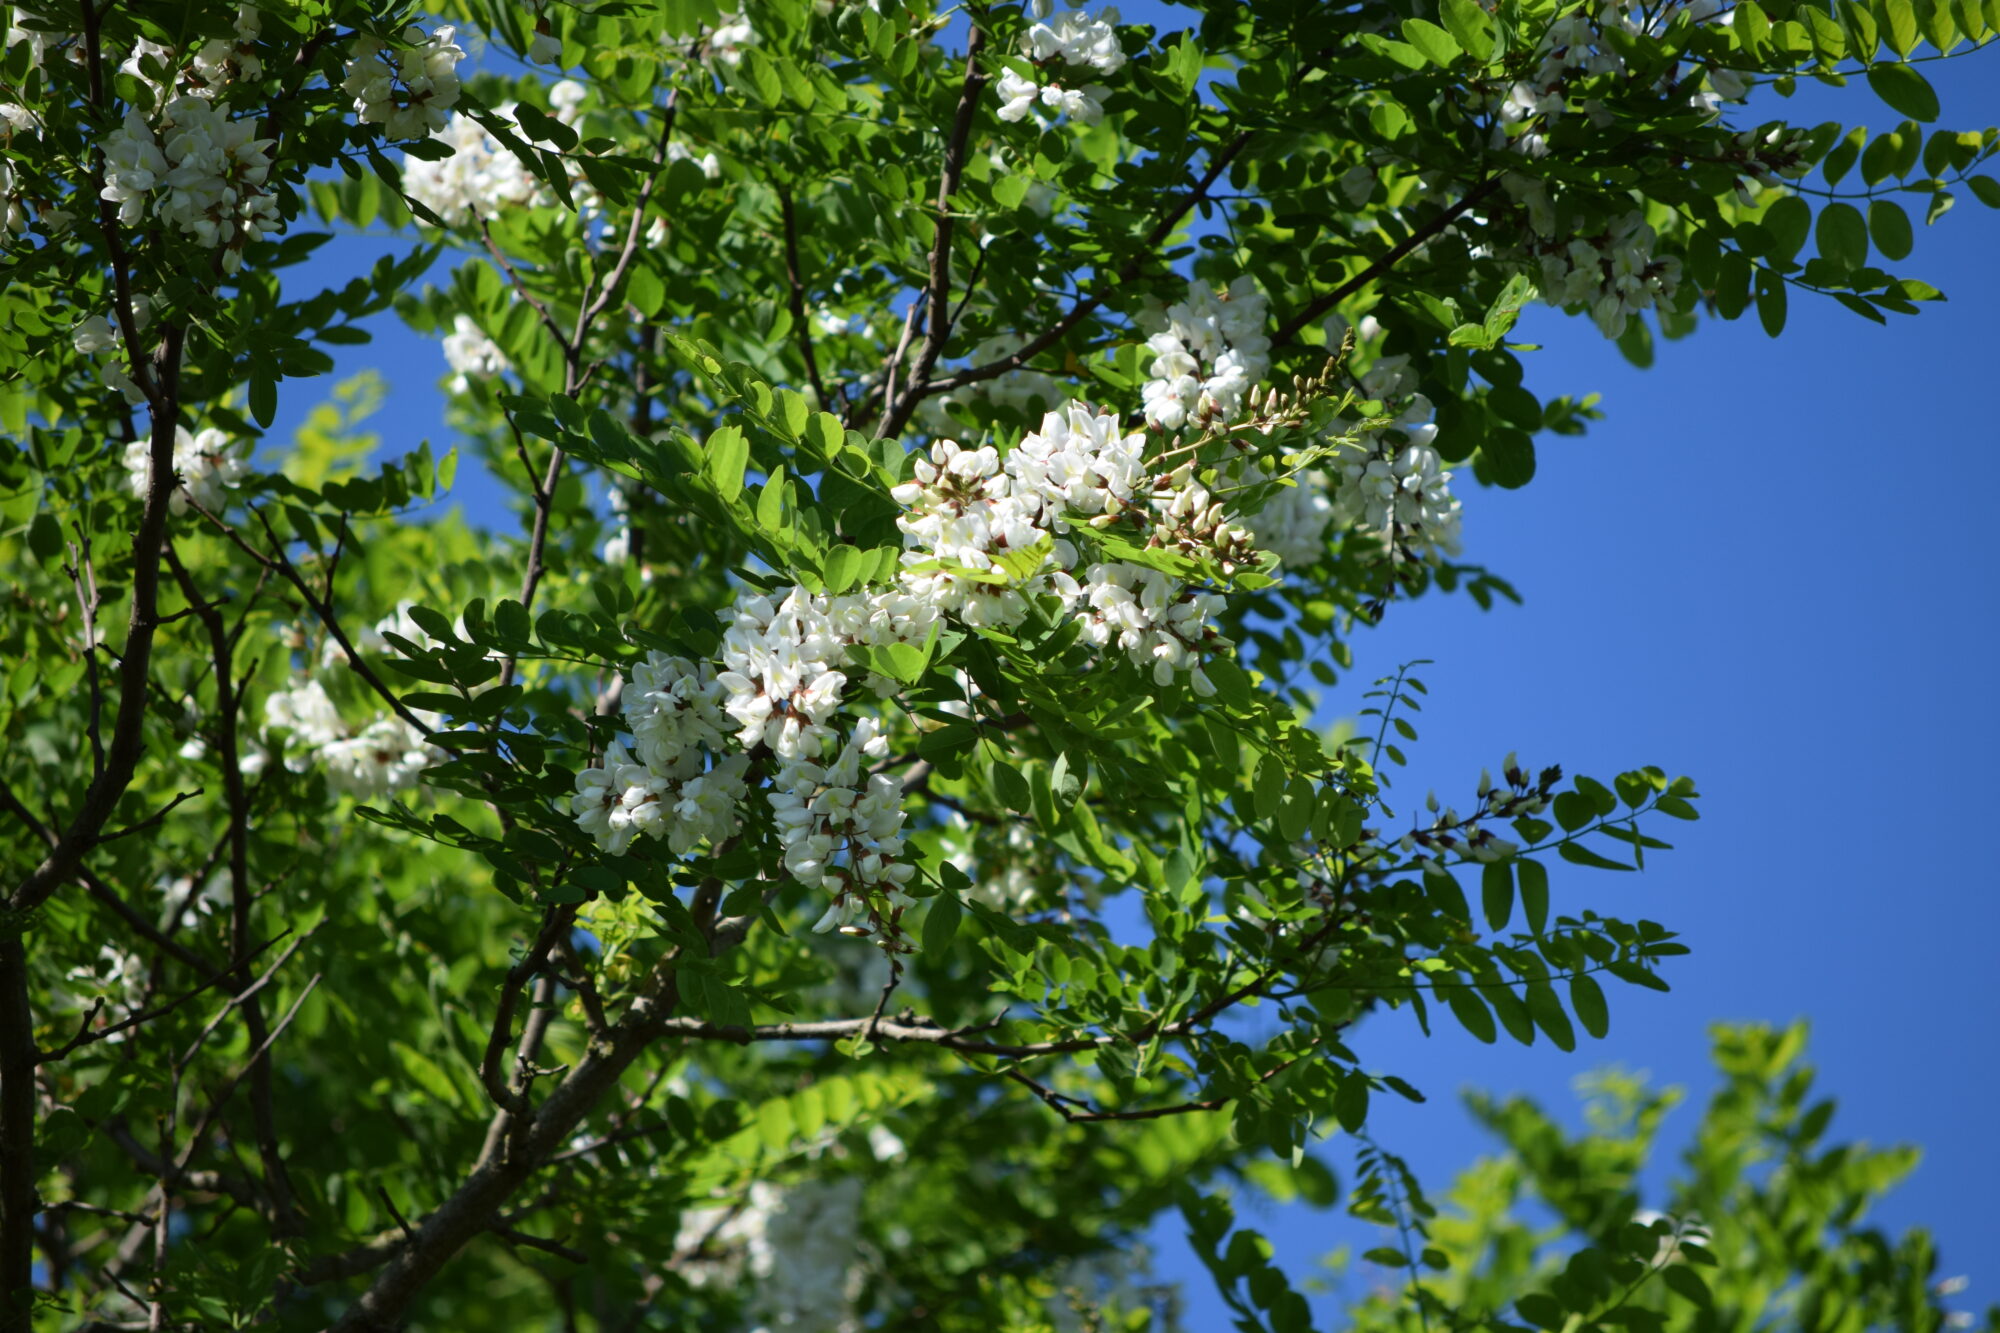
[995,2,1125,126]
[100,94,278,273]
[1139,276,1273,431]
[1529,210,1683,340]
[342,24,465,141]
[258,602,452,800]
[675,1177,866,1332]
[1329,348,1463,554]
[442,314,509,393]
[120,423,249,515]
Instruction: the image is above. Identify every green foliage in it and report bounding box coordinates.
[0,0,1992,1329]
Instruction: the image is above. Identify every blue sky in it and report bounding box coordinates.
[268,22,2000,1326]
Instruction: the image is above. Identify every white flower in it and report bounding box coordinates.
[570,739,749,857]
[122,425,250,515]
[526,29,562,64]
[994,67,1040,122]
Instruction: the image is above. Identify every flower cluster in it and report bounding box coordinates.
[400,83,580,225]
[675,1177,866,1330]
[578,393,1249,939]
[774,718,916,933]
[995,2,1124,126]
[442,315,508,393]
[1315,328,1464,554]
[121,423,249,515]
[100,94,277,271]
[1529,210,1682,340]
[342,25,464,141]
[1245,471,1334,567]
[1076,561,1224,691]
[1139,276,1272,431]
[261,676,438,800]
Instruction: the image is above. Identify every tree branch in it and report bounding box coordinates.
[1269,177,1504,347]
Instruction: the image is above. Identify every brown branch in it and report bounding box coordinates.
[776,187,829,405]
[0,781,211,973]
[881,130,1255,434]
[164,542,299,1235]
[9,321,186,919]
[1270,177,1504,347]
[876,23,989,439]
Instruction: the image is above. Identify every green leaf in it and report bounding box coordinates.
[1518,859,1550,935]
[1480,861,1513,932]
[1869,199,1914,259]
[705,425,748,501]
[1662,1264,1714,1308]
[1438,0,1494,60]
[1252,753,1286,823]
[1763,195,1812,261]
[1877,0,1920,54]
[1525,982,1576,1051]
[1968,175,2000,208]
[922,893,962,954]
[1755,267,1788,337]
[1866,62,1939,119]
[1557,841,1634,871]
[1400,17,1461,63]
[1569,973,1609,1038]
[1443,982,1497,1043]
[991,759,1032,813]
[27,511,62,561]
[1334,1071,1370,1133]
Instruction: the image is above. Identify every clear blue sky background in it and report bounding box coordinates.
[271,22,2000,1326]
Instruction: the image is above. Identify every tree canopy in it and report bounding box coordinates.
[1,0,1995,1327]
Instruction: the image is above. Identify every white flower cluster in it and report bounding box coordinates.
[400,83,579,226]
[442,315,508,394]
[342,25,464,141]
[1485,0,1746,156]
[261,676,438,800]
[774,717,915,930]
[1531,210,1682,340]
[99,94,277,272]
[121,423,249,515]
[1244,471,1334,567]
[675,1178,865,1331]
[995,2,1124,126]
[1139,276,1272,431]
[1315,329,1463,554]
[1078,558,1226,689]
[577,398,1243,936]
[572,653,750,856]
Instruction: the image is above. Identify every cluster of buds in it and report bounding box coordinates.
[1403,757,1563,863]
[1140,463,1258,573]
[1241,358,1344,435]
[1730,124,1815,193]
